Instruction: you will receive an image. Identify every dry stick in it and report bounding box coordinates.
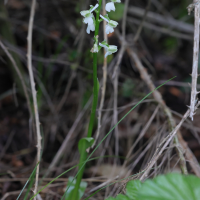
[122,0,129,39]
[128,6,193,34]
[127,48,200,176]
[127,17,193,40]
[187,1,200,120]
[133,0,152,42]
[44,97,92,177]
[27,0,41,198]
[140,102,200,181]
[108,1,129,197]
[0,41,32,118]
[123,0,186,173]
[113,47,125,159]
[0,131,15,160]
[123,105,159,168]
[112,0,129,162]
[56,71,76,112]
[127,49,187,174]
[94,0,108,148]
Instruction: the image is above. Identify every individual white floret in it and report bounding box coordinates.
[100,15,118,34]
[105,0,121,12]
[80,4,99,34]
[93,43,99,53]
[86,23,95,34]
[99,42,118,58]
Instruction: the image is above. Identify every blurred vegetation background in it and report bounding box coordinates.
[1,0,200,199]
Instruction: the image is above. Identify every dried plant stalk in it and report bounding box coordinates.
[188,1,200,120]
[27,0,42,198]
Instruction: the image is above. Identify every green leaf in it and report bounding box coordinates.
[137,173,200,200]
[116,194,130,200]
[126,180,142,200]
[108,4,125,21]
[97,78,99,93]
[65,177,87,200]
[105,197,116,200]
[78,137,94,153]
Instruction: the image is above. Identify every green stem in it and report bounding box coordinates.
[71,1,102,199]
[87,0,102,137]
[71,151,88,200]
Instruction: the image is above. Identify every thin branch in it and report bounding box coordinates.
[140,102,200,181]
[133,0,152,42]
[122,0,129,39]
[187,0,200,120]
[112,0,129,160]
[94,0,108,148]
[0,41,32,117]
[44,97,92,177]
[27,0,41,198]
[127,48,188,175]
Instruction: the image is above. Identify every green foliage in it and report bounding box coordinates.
[64,177,87,200]
[116,194,130,200]
[78,137,94,153]
[108,4,125,21]
[106,197,116,200]
[105,173,200,200]
[126,180,142,200]
[122,79,135,98]
[105,179,142,200]
[16,162,39,200]
[163,37,178,54]
[69,50,78,62]
[64,138,94,200]
[137,173,200,200]
[82,87,92,108]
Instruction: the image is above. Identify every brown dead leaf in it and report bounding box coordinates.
[11,156,24,167]
[169,87,183,97]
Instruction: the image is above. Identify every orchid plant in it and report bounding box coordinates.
[64,1,120,199]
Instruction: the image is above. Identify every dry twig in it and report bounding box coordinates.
[187,0,200,120]
[140,102,200,180]
[95,0,108,148]
[0,41,32,117]
[27,0,42,198]
[127,48,188,175]
[127,48,200,177]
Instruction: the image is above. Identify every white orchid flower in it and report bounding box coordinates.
[99,42,118,58]
[105,0,121,12]
[93,43,99,53]
[80,4,99,34]
[86,23,95,34]
[100,15,118,34]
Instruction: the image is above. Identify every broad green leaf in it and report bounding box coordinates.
[116,194,130,200]
[105,197,116,200]
[78,137,94,153]
[97,78,99,92]
[126,180,142,200]
[137,173,200,200]
[65,177,87,200]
